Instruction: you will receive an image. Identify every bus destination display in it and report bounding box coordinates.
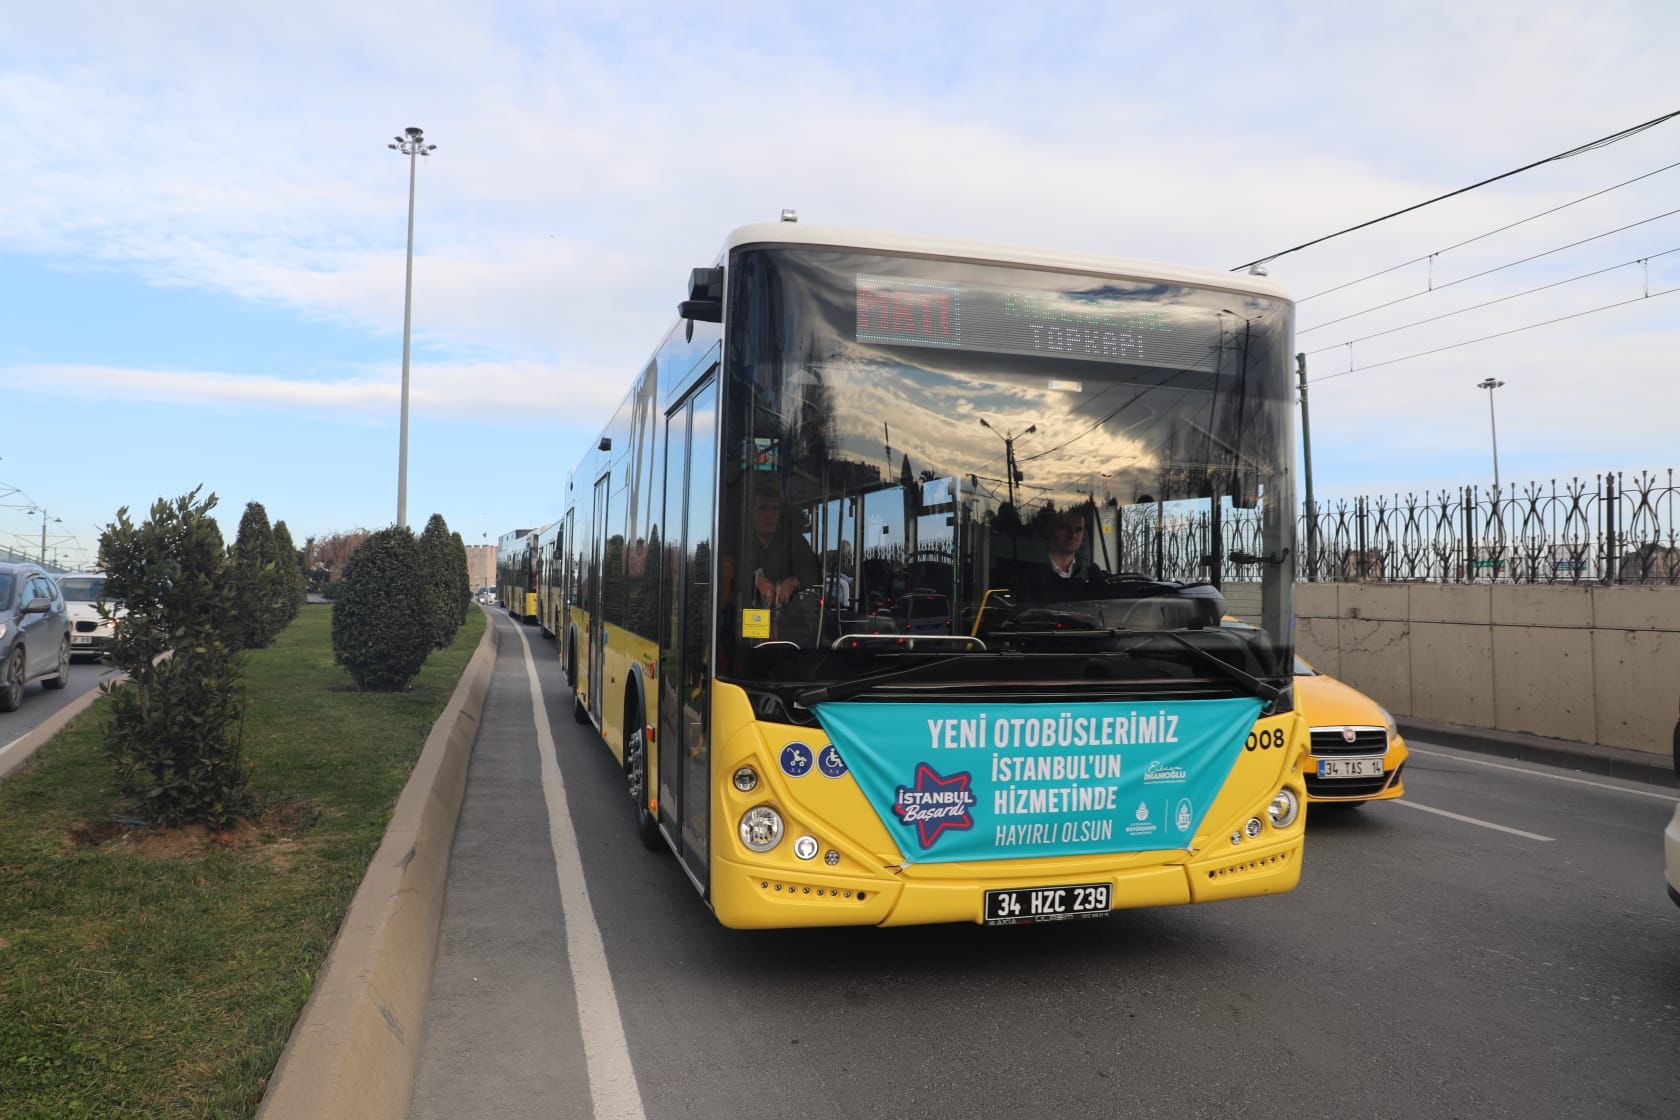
[856,275,1224,370]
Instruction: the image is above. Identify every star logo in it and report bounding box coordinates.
[891,764,976,850]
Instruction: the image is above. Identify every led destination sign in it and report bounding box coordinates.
[856,274,1226,370]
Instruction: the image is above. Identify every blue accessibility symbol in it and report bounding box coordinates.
[779,742,814,777]
[817,745,848,778]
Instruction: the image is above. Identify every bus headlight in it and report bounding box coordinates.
[739,806,784,852]
[1266,788,1300,829]
[732,766,759,792]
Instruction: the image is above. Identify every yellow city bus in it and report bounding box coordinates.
[495,527,539,622]
[535,519,567,639]
[558,221,1306,929]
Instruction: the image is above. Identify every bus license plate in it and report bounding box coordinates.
[984,883,1111,926]
[1317,756,1384,779]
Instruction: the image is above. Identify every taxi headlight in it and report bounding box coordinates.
[1376,704,1399,738]
[1266,788,1300,829]
[738,805,784,852]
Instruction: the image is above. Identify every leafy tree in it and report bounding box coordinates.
[418,514,462,650]
[230,501,280,648]
[98,487,249,828]
[331,525,430,690]
[272,519,306,626]
[304,528,373,586]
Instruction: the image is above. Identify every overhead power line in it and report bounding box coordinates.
[1307,284,1680,385]
[1297,206,1680,334]
[1298,157,1680,302]
[1231,107,1680,272]
[1304,246,1680,356]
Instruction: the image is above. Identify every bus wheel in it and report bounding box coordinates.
[572,686,589,724]
[625,710,663,851]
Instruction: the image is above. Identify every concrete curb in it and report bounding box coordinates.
[0,670,118,783]
[257,608,500,1120]
[1398,715,1678,789]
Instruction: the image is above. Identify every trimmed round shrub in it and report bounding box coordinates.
[331,526,430,691]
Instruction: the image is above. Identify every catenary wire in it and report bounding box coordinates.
[1297,207,1680,334]
[1307,285,1680,384]
[1230,108,1680,272]
[1303,246,1680,356]
[1297,158,1680,302]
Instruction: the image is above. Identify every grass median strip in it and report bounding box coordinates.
[0,603,487,1119]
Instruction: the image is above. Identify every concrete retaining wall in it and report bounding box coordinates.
[1295,583,1680,757]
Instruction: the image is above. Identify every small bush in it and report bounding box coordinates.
[272,519,307,625]
[98,487,249,828]
[331,525,430,691]
[449,530,472,628]
[419,514,462,651]
[229,501,280,649]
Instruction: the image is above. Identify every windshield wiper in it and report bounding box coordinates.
[795,652,980,707]
[1143,631,1281,703]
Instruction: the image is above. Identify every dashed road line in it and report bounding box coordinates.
[513,621,647,1120]
[1392,798,1555,842]
[1408,746,1678,803]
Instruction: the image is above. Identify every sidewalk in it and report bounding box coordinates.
[1397,715,1678,788]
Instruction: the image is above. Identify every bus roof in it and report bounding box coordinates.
[721,222,1292,302]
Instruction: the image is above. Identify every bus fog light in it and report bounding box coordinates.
[824,849,840,866]
[1244,817,1264,839]
[1266,788,1300,828]
[739,806,784,852]
[793,835,819,861]
[732,766,759,793]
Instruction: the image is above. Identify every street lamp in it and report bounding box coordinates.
[1477,377,1507,572]
[387,126,437,529]
[978,418,1035,514]
[25,507,61,563]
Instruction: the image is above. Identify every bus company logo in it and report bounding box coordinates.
[1126,800,1157,837]
[1143,760,1188,784]
[779,743,814,778]
[1175,798,1193,832]
[892,764,976,849]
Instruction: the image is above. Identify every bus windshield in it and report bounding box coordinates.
[719,246,1295,706]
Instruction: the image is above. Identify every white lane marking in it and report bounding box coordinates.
[1408,746,1679,804]
[1392,798,1555,842]
[512,621,647,1120]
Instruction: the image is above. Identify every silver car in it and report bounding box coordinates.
[0,562,73,711]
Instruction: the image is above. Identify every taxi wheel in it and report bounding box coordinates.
[0,648,23,711]
[626,708,663,851]
[42,638,70,690]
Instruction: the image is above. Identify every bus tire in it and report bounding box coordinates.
[626,699,663,851]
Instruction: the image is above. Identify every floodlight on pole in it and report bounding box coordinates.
[388,125,437,530]
[1476,377,1505,502]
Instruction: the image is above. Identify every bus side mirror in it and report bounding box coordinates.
[679,267,724,323]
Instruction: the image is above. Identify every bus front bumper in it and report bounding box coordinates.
[709,833,1303,929]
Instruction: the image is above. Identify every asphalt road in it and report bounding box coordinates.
[0,653,115,763]
[411,610,1680,1120]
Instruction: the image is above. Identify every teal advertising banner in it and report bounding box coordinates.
[811,698,1264,864]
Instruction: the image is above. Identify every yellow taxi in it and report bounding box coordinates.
[1293,654,1409,806]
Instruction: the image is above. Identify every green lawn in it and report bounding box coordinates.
[0,604,486,1119]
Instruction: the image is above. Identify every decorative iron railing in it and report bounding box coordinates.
[1124,469,1679,586]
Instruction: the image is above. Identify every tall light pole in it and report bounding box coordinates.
[1477,377,1506,571]
[26,507,60,563]
[1477,377,1505,499]
[387,126,437,529]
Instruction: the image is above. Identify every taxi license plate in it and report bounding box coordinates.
[1317,756,1385,779]
[984,882,1111,926]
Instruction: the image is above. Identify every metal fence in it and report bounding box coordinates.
[1125,470,1680,586]
[0,545,67,573]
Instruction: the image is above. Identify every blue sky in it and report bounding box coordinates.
[2,1,1677,568]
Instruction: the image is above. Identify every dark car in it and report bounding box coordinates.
[0,562,73,711]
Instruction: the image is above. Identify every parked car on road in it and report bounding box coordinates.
[55,572,121,660]
[0,561,72,711]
